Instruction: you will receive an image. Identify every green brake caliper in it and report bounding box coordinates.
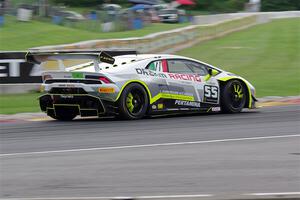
[234,84,244,99]
[126,93,134,112]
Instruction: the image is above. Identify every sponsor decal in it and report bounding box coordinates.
[212,107,221,112]
[99,51,115,64]
[168,73,201,82]
[60,95,74,99]
[204,85,218,103]
[136,68,167,78]
[135,68,201,82]
[175,100,201,108]
[0,58,42,83]
[99,87,115,93]
[158,103,164,109]
[72,72,84,79]
[58,84,76,87]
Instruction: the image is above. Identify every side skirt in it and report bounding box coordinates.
[148,99,221,115]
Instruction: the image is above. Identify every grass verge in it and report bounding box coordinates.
[0,93,41,114]
[178,18,300,97]
[0,15,190,50]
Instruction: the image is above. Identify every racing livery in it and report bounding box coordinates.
[26,50,257,120]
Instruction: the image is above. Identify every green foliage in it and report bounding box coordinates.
[50,0,103,7]
[154,0,300,12]
[0,93,41,114]
[50,0,128,7]
[192,0,248,13]
[50,0,249,12]
[261,0,300,11]
[12,0,300,12]
[0,16,190,50]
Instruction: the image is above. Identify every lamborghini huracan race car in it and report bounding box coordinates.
[26,50,257,120]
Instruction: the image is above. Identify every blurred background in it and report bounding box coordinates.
[0,0,299,114]
[0,2,300,200]
[0,0,299,50]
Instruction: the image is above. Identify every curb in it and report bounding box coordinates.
[257,96,300,107]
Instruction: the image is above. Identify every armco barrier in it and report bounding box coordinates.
[32,11,300,54]
[32,15,258,53]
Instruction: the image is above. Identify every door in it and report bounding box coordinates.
[166,59,219,106]
[144,60,170,110]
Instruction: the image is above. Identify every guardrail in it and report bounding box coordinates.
[32,11,300,54]
[33,15,258,53]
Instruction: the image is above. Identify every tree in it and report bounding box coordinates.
[50,0,105,7]
[193,0,248,13]
[261,0,300,11]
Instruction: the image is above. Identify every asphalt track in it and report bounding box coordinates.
[0,105,300,199]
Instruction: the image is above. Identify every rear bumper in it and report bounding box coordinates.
[39,94,106,117]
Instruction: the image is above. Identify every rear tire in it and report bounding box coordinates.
[118,83,149,120]
[220,80,246,113]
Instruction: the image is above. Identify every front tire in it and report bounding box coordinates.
[118,83,149,120]
[220,80,246,113]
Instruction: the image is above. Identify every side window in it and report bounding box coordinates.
[167,60,193,74]
[147,60,162,72]
[183,60,209,76]
[148,62,156,71]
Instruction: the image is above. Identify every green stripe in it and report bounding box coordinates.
[115,80,195,104]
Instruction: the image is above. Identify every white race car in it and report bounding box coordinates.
[27,50,257,120]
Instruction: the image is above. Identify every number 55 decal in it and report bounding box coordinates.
[204,85,218,103]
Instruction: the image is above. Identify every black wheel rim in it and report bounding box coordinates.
[125,89,145,116]
[229,81,245,109]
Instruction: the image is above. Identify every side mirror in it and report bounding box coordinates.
[208,68,219,76]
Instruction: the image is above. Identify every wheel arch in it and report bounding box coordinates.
[115,80,152,104]
[218,77,252,108]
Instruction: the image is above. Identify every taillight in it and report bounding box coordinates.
[85,75,112,84]
[98,76,112,84]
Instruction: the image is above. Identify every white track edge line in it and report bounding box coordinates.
[1,134,299,157]
[245,192,300,196]
[1,192,300,200]
[138,194,213,199]
[0,194,213,200]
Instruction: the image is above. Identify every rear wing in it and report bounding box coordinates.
[25,49,137,72]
